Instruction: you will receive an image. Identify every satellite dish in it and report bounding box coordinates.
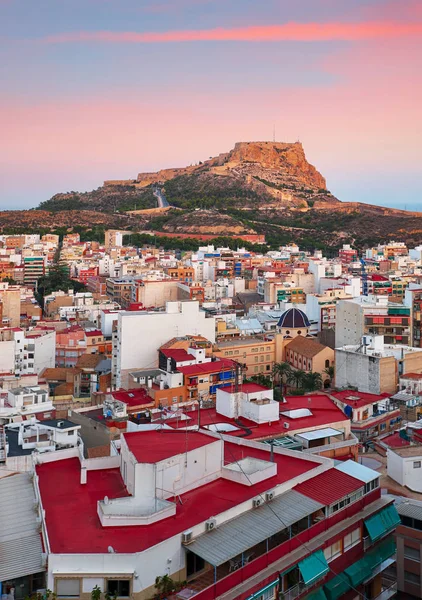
[108,546,115,553]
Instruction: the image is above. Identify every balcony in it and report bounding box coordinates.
[302,434,359,455]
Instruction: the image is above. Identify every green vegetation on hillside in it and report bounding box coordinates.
[164,173,265,209]
[38,186,157,213]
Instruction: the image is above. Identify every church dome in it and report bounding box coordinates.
[277,307,310,329]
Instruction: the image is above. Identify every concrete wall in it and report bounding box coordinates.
[0,340,14,373]
[388,449,422,493]
[115,302,215,388]
[34,331,56,374]
[335,300,364,348]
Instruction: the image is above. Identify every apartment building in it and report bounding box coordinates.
[112,302,216,389]
[213,334,283,377]
[34,428,400,600]
[396,499,422,599]
[335,335,422,395]
[0,328,55,376]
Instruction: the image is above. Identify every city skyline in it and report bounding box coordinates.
[1,0,421,209]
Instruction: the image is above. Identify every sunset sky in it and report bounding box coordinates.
[1,0,421,209]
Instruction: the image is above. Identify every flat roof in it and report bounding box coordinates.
[335,460,379,483]
[123,430,218,463]
[177,359,235,377]
[330,390,390,408]
[296,428,342,441]
[36,442,320,554]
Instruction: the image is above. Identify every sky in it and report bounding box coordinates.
[0,0,421,210]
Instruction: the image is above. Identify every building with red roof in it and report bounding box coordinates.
[330,389,402,442]
[34,428,399,600]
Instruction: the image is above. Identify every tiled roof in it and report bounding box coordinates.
[285,335,329,358]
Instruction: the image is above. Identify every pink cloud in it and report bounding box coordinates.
[42,21,422,44]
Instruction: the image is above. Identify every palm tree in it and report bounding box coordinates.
[302,371,323,392]
[288,369,306,391]
[324,365,335,385]
[272,362,292,396]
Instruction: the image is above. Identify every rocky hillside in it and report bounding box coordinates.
[133,141,336,209]
[40,141,335,212]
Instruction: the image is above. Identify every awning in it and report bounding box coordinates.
[335,459,379,483]
[345,557,373,587]
[298,550,329,586]
[185,490,324,567]
[366,537,396,570]
[296,428,342,442]
[304,588,327,600]
[364,504,401,542]
[0,473,45,582]
[324,574,351,600]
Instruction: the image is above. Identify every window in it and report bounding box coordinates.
[344,527,361,551]
[414,461,421,469]
[67,430,73,436]
[254,367,258,373]
[379,423,386,431]
[323,540,342,562]
[56,579,80,598]
[404,546,420,561]
[364,479,379,494]
[404,571,420,585]
[107,580,130,598]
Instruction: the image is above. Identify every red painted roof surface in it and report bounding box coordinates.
[123,430,217,463]
[112,388,153,407]
[330,390,390,408]
[280,394,349,429]
[36,441,318,554]
[160,348,196,362]
[294,468,363,505]
[165,398,349,440]
[85,330,103,337]
[177,359,235,377]
[224,383,271,394]
[382,432,410,448]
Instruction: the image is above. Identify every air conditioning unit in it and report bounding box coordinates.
[182,530,193,544]
[283,422,290,429]
[205,518,217,532]
[253,497,263,508]
[266,490,275,502]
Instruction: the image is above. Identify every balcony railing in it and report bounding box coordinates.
[302,434,359,455]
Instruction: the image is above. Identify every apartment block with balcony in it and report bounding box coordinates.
[34,428,400,600]
[330,389,401,443]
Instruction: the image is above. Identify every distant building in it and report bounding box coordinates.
[396,499,422,598]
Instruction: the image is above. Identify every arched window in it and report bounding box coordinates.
[325,359,330,368]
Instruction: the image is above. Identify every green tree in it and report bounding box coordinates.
[324,365,335,384]
[272,362,292,397]
[302,371,323,392]
[288,369,306,390]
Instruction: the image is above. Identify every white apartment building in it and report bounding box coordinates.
[112,301,215,389]
[0,329,56,376]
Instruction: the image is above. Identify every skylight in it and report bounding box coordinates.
[280,408,313,419]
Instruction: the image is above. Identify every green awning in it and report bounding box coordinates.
[305,588,328,600]
[345,557,373,587]
[298,550,329,586]
[364,503,400,542]
[366,536,397,571]
[324,574,351,600]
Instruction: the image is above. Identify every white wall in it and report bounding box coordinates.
[115,302,215,387]
[387,449,422,493]
[0,341,14,373]
[335,300,364,348]
[34,331,56,373]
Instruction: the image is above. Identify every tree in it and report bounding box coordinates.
[324,365,335,384]
[155,575,176,598]
[288,369,306,390]
[272,362,292,397]
[249,374,272,388]
[302,371,323,392]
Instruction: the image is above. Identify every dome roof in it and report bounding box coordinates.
[277,307,310,329]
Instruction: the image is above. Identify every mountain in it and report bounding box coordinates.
[106,141,337,210]
[4,140,420,250]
